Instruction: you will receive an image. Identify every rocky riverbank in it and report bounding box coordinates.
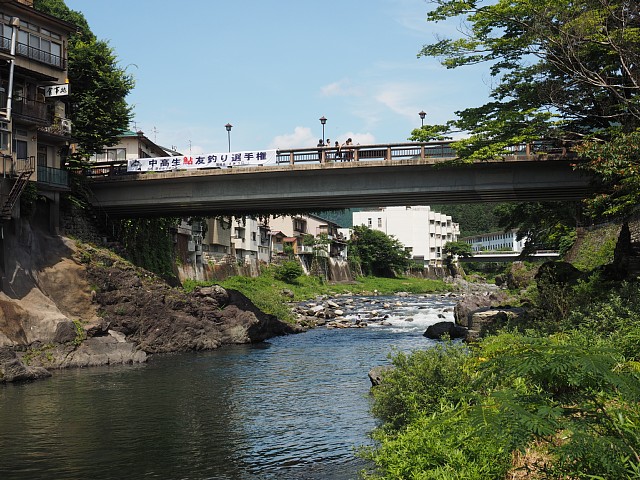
[290,280,515,342]
[0,224,301,384]
[291,290,461,329]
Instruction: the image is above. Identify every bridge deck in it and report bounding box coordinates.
[83,142,591,218]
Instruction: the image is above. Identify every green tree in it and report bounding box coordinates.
[349,225,411,277]
[443,241,472,258]
[577,130,640,218]
[493,202,581,254]
[411,0,640,221]
[413,0,640,157]
[34,0,134,158]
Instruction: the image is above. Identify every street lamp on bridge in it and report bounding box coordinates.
[319,116,327,145]
[225,123,233,152]
[419,110,426,127]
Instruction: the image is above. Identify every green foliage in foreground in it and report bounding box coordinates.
[183,268,450,323]
[363,281,640,479]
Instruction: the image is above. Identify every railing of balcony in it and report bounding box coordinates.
[15,42,64,69]
[14,156,35,175]
[12,97,48,122]
[37,165,68,188]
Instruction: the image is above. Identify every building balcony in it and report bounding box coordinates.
[11,42,65,70]
[37,165,68,189]
[38,117,72,138]
[297,245,313,254]
[12,97,49,125]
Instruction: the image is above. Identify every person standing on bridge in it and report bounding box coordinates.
[334,141,342,161]
[343,138,353,161]
[317,139,324,162]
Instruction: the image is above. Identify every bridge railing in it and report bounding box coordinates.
[275,141,457,165]
[78,139,572,178]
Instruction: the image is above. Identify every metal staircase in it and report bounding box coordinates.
[1,157,35,220]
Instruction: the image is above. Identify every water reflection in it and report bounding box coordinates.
[0,294,455,480]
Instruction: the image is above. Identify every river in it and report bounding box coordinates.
[0,294,456,480]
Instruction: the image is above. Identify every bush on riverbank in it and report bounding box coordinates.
[362,280,640,479]
[183,268,450,323]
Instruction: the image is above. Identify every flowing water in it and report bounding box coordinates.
[0,294,456,480]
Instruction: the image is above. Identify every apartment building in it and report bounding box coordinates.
[0,0,75,229]
[268,213,347,259]
[89,130,170,163]
[461,229,527,252]
[199,213,347,267]
[352,206,459,267]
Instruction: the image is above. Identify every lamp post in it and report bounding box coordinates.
[225,123,232,152]
[419,110,426,127]
[319,116,327,145]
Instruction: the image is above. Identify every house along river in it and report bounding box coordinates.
[0,294,457,480]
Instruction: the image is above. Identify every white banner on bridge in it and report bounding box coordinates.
[127,149,278,172]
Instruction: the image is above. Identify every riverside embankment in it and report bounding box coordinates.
[0,222,301,382]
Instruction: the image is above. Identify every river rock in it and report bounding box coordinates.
[368,365,393,386]
[466,307,526,341]
[454,291,509,328]
[53,321,78,344]
[281,289,295,299]
[423,321,468,340]
[192,285,229,307]
[59,336,147,368]
[0,348,51,383]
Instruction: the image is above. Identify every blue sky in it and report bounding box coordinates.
[63,0,493,155]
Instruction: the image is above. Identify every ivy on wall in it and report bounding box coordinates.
[115,217,179,279]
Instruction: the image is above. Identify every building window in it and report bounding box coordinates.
[251,232,256,242]
[14,139,27,160]
[367,218,372,227]
[293,218,307,233]
[15,28,63,68]
[377,218,382,228]
[92,148,126,162]
[0,122,9,151]
[37,145,47,167]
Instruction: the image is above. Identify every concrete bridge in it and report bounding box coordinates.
[84,141,593,218]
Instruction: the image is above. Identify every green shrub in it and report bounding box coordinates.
[274,260,304,284]
[365,329,640,479]
[371,342,473,432]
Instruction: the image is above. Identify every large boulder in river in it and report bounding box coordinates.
[423,321,468,340]
[466,307,527,341]
[454,291,508,328]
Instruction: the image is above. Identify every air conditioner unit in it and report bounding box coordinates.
[60,118,72,134]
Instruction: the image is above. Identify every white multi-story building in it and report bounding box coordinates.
[461,229,527,252]
[232,216,271,265]
[352,206,459,267]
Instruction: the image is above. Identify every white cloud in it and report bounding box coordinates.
[374,83,427,119]
[342,132,376,145]
[269,126,317,150]
[320,79,363,97]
